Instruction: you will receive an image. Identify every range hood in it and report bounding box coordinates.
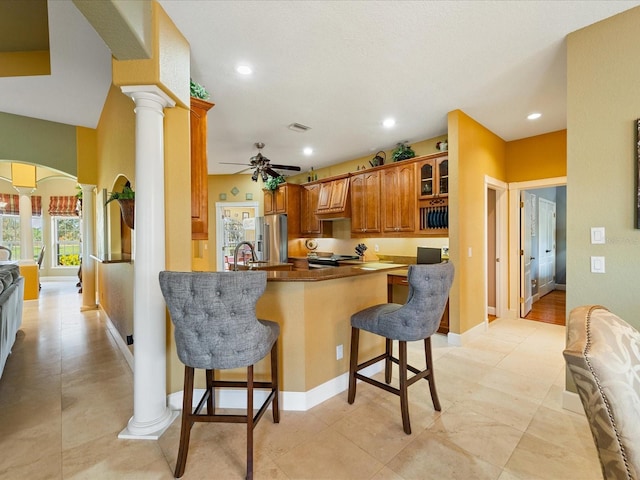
[315,175,351,220]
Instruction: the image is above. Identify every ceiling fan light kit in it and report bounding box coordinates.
[220,142,301,182]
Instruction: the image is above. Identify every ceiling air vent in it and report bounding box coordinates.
[288,122,311,133]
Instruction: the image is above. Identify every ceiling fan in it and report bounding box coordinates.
[221,142,301,182]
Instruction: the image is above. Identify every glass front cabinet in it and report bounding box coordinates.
[417,154,448,236]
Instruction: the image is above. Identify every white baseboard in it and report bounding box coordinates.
[562,389,585,415]
[447,320,488,347]
[555,284,566,291]
[487,306,496,315]
[167,362,383,412]
[103,308,134,371]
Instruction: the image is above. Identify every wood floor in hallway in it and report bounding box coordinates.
[525,290,566,326]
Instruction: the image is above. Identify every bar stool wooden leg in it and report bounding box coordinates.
[399,341,411,434]
[270,341,280,423]
[247,365,254,480]
[424,337,441,411]
[385,338,393,384]
[206,369,214,415]
[348,327,360,404]
[175,366,194,478]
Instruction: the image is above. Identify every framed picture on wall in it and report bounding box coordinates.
[636,119,640,229]
[242,211,249,219]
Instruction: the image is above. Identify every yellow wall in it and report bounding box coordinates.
[94,84,136,341]
[112,2,190,109]
[448,110,507,335]
[567,6,640,323]
[76,127,97,185]
[506,130,567,182]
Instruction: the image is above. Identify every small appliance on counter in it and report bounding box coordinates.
[417,247,442,264]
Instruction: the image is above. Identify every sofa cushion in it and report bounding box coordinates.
[564,305,640,480]
[0,271,13,289]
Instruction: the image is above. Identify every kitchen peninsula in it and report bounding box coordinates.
[252,263,405,410]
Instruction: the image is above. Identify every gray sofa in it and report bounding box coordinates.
[0,264,25,379]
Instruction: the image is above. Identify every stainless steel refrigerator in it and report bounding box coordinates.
[255,214,288,263]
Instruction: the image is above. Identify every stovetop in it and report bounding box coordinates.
[308,254,360,266]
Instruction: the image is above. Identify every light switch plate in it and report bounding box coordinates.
[591,227,605,244]
[591,256,605,273]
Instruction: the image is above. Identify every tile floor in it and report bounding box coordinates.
[0,279,602,479]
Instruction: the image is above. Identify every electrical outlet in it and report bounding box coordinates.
[374,244,379,252]
[336,344,343,360]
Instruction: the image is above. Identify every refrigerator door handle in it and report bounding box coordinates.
[263,223,270,261]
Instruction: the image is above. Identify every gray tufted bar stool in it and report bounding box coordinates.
[159,270,280,480]
[348,262,454,434]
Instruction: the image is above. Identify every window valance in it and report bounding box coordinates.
[48,196,80,217]
[0,194,43,216]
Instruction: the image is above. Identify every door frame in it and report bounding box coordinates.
[508,176,566,319]
[484,175,508,319]
[215,201,259,271]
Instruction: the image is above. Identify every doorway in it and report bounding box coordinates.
[215,201,259,271]
[485,176,508,321]
[508,177,567,323]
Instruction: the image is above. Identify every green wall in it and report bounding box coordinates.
[0,112,77,175]
[567,6,640,324]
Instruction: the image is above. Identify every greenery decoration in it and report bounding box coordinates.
[105,182,135,205]
[264,175,285,191]
[391,142,416,162]
[190,78,210,100]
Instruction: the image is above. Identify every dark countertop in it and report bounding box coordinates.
[265,263,406,282]
[90,253,132,264]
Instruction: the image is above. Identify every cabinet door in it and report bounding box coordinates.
[263,190,276,214]
[301,184,322,235]
[190,97,214,240]
[419,159,436,197]
[382,163,415,233]
[437,157,449,196]
[328,177,349,210]
[317,182,333,211]
[351,171,381,233]
[274,187,287,213]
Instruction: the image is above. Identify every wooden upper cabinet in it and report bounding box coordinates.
[316,176,350,218]
[190,97,214,240]
[418,155,448,198]
[350,170,381,234]
[381,162,416,233]
[263,184,301,237]
[301,184,333,237]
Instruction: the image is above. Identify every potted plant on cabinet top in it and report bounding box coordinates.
[106,183,135,229]
[190,78,210,100]
[264,175,285,191]
[391,142,416,162]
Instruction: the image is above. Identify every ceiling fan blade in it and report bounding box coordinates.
[270,164,301,171]
[220,162,252,166]
[265,167,282,178]
[233,167,252,174]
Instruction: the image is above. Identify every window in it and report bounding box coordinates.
[52,216,81,266]
[0,214,20,259]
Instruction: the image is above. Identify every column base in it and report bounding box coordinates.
[80,304,98,312]
[118,408,179,440]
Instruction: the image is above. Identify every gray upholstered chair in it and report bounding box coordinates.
[348,262,454,434]
[0,246,11,261]
[159,270,280,480]
[563,305,640,480]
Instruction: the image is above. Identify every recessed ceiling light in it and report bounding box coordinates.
[527,112,542,120]
[383,118,396,128]
[303,147,313,156]
[236,65,253,75]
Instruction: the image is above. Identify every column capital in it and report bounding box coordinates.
[121,85,176,110]
[14,186,35,196]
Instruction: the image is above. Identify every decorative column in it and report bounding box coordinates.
[15,187,34,261]
[118,85,177,440]
[80,184,97,311]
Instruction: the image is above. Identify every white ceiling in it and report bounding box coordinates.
[1,1,639,177]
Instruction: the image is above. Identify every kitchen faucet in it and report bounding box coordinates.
[233,241,256,271]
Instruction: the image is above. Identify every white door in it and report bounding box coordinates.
[520,191,534,317]
[538,198,556,296]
